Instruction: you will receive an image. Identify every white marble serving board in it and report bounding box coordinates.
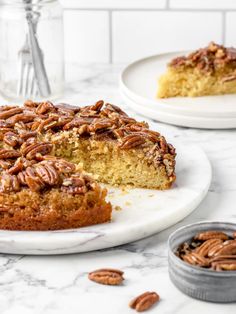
[0,142,211,255]
[120,51,236,128]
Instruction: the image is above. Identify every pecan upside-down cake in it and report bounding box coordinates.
[158,42,236,98]
[0,100,176,230]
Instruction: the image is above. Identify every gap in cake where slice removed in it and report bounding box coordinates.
[158,42,236,98]
[0,100,176,230]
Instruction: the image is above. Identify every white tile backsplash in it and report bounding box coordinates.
[60,0,166,9]
[170,0,236,9]
[112,11,222,62]
[225,13,236,47]
[61,1,234,64]
[64,10,109,63]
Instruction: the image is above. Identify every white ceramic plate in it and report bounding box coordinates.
[120,51,236,128]
[121,91,236,129]
[0,142,211,255]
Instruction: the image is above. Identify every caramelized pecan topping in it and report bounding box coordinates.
[0,99,176,194]
[170,42,236,74]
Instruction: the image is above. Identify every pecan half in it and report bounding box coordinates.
[119,134,145,149]
[183,252,209,267]
[212,240,236,256]
[0,107,23,119]
[8,157,24,175]
[21,142,53,160]
[25,167,45,192]
[88,268,124,285]
[194,231,229,241]
[35,163,60,186]
[195,239,223,257]
[0,149,21,159]
[129,292,160,312]
[212,260,236,271]
[3,131,21,147]
[36,101,56,114]
[0,173,20,192]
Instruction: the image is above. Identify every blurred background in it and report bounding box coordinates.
[61,0,236,64]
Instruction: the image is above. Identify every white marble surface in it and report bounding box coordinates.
[0,63,236,313]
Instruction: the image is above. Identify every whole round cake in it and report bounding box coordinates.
[0,100,176,230]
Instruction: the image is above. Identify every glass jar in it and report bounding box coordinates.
[0,0,64,101]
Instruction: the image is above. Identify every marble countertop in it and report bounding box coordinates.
[0,64,236,314]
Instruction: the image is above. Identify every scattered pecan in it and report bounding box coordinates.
[129,292,160,312]
[88,268,124,286]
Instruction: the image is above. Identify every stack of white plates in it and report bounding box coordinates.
[120,51,236,129]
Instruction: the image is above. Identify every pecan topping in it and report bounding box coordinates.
[35,163,60,186]
[119,134,146,149]
[0,149,21,159]
[170,42,236,74]
[21,142,53,160]
[176,230,236,271]
[129,292,160,312]
[0,107,23,119]
[0,99,176,194]
[88,268,124,285]
[3,131,21,147]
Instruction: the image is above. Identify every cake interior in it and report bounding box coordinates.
[158,64,236,98]
[47,134,175,190]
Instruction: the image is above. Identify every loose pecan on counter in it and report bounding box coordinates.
[129,292,160,312]
[88,268,124,285]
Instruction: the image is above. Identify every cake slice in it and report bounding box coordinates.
[158,42,236,98]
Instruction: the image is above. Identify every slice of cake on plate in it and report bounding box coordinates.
[0,100,176,230]
[158,42,236,98]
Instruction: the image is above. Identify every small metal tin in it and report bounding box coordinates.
[168,221,236,303]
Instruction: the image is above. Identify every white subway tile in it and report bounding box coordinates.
[60,0,166,9]
[225,13,236,47]
[170,0,236,9]
[64,11,109,63]
[112,12,222,63]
